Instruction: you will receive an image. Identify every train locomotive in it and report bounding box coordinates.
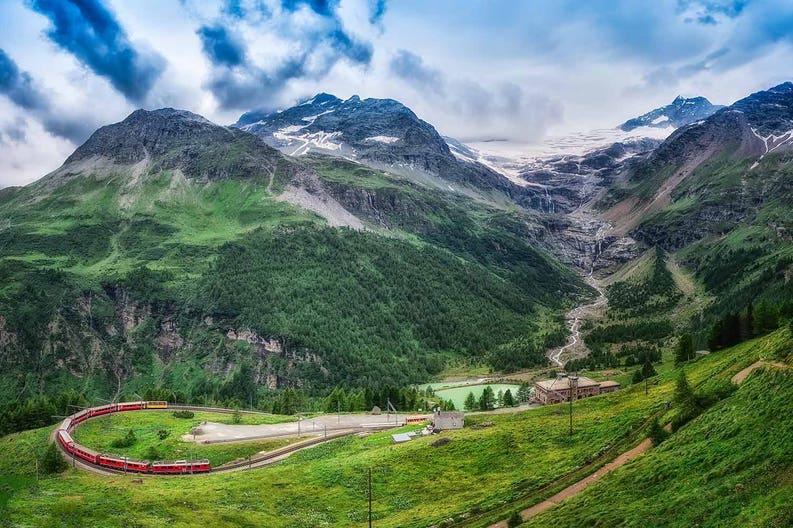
[55,401,211,474]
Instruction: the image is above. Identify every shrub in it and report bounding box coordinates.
[157,429,170,440]
[41,442,68,474]
[649,419,669,446]
[507,510,523,528]
[172,410,195,419]
[111,429,137,448]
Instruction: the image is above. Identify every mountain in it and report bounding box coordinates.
[619,95,724,132]
[600,81,793,323]
[60,108,284,182]
[233,93,525,197]
[0,106,588,405]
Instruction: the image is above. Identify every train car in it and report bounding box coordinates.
[150,460,211,474]
[117,401,145,412]
[72,443,100,464]
[145,401,168,409]
[57,429,74,452]
[90,404,116,417]
[71,409,89,427]
[98,454,150,472]
[126,459,152,472]
[60,418,72,431]
[190,460,211,473]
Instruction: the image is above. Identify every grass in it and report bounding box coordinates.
[2,329,789,527]
[70,411,298,467]
[521,366,793,528]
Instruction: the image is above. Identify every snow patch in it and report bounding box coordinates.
[301,109,334,123]
[365,135,401,144]
[651,116,669,125]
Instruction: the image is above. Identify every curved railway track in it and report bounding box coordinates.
[54,402,393,476]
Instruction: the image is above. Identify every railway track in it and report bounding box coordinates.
[53,406,389,477]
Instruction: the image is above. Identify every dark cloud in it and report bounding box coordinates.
[369,0,387,24]
[205,58,307,110]
[197,1,378,109]
[0,117,28,144]
[328,29,372,65]
[29,0,165,102]
[197,25,247,67]
[281,0,336,16]
[0,47,95,143]
[679,0,746,21]
[389,50,444,95]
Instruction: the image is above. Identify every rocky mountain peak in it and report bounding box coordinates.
[619,96,724,132]
[232,94,520,196]
[62,107,282,182]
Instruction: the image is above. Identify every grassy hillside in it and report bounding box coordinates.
[1,329,788,527]
[0,158,585,404]
[522,345,792,527]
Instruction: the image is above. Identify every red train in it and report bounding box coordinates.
[55,401,211,474]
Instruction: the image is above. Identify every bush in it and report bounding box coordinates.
[649,419,669,446]
[172,410,195,419]
[507,510,523,528]
[41,442,68,474]
[157,429,170,440]
[111,429,137,448]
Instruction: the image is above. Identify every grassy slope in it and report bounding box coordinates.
[522,345,792,527]
[0,163,583,397]
[2,330,789,527]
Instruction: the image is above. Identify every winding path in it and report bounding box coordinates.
[488,357,785,527]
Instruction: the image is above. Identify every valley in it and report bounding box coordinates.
[1,82,792,528]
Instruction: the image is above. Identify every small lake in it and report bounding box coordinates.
[432,383,521,410]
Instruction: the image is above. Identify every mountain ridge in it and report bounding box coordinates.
[619,95,724,132]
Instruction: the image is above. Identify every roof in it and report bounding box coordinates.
[535,376,600,391]
[392,433,412,443]
[598,380,621,388]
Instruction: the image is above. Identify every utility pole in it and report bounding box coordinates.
[368,467,373,528]
[569,373,579,436]
[337,401,341,424]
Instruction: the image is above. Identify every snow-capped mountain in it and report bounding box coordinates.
[233,93,524,196]
[618,96,724,132]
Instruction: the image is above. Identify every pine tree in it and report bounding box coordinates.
[674,334,694,365]
[497,389,504,407]
[516,382,531,403]
[507,510,523,528]
[754,301,778,336]
[673,371,697,414]
[641,360,656,379]
[648,418,669,446]
[464,391,477,411]
[478,386,496,410]
[740,302,754,341]
[632,369,644,384]
[502,389,516,407]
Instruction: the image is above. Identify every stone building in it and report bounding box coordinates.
[431,410,464,430]
[533,373,620,404]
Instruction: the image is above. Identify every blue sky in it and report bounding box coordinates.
[1,0,792,186]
